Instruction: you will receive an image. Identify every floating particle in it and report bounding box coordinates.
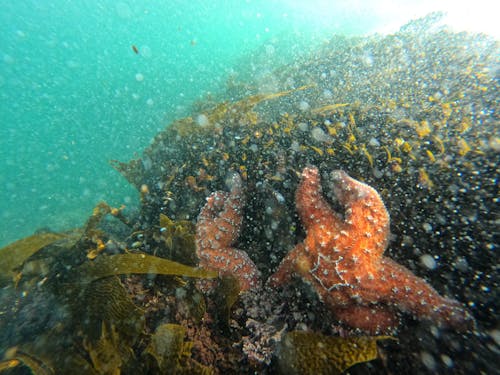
[441,354,453,368]
[420,351,437,372]
[422,222,433,232]
[311,127,331,143]
[420,254,437,270]
[196,114,210,127]
[135,73,144,82]
[298,101,310,111]
[298,122,308,132]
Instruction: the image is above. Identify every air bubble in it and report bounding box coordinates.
[420,254,437,270]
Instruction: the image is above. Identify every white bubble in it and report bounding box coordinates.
[420,351,436,371]
[420,254,437,270]
[322,89,333,99]
[490,329,500,345]
[298,100,310,111]
[141,45,152,58]
[146,98,154,106]
[66,60,79,69]
[3,54,14,64]
[196,114,210,127]
[116,2,132,18]
[298,122,308,132]
[441,354,453,368]
[135,73,144,82]
[422,222,433,232]
[311,127,330,143]
[265,44,275,55]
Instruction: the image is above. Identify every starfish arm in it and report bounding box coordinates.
[196,191,230,253]
[196,174,244,253]
[196,172,260,291]
[333,304,399,334]
[198,247,260,291]
[330,170,390,257]
[377,257,474,329]
[296,167,343,230]
[268,244,308,287]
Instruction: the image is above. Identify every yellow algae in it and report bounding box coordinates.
[458,117,471,133]
[361,144,374,167]
[418,168,434,189]
[400,141,412,153]
[0,359,20,371]
[326,123,338,136]
[431,135,445,154]
[415,120,432,138]
[311,103,349,114]
[457,138,472,156]
[426,149,436,163]
[309,145,324,156]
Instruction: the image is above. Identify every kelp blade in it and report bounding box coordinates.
[77,253,218,282]
[277,331,393,375]
[0,233,66,284]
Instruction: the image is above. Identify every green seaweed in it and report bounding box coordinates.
[277,331,394,375]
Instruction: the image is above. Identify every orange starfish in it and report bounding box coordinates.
[196,173,260,291]
[269,166,473,333]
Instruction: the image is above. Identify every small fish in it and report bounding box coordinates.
[132,45,139,54]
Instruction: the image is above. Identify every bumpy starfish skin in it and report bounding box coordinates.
[270,166,473,333]
[196,173,260,291]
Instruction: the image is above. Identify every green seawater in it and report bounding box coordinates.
[0,1,497,247]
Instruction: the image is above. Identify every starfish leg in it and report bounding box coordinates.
[330,170,390,258]
[296,167,343,230]
[199,247,260,290]
[268,244,307,287]
[196,173,260,291]
[377,257,474,329]
[196,173,244,251]
[333,304,399,334]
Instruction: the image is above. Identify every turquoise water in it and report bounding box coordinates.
[0,1,497,247]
